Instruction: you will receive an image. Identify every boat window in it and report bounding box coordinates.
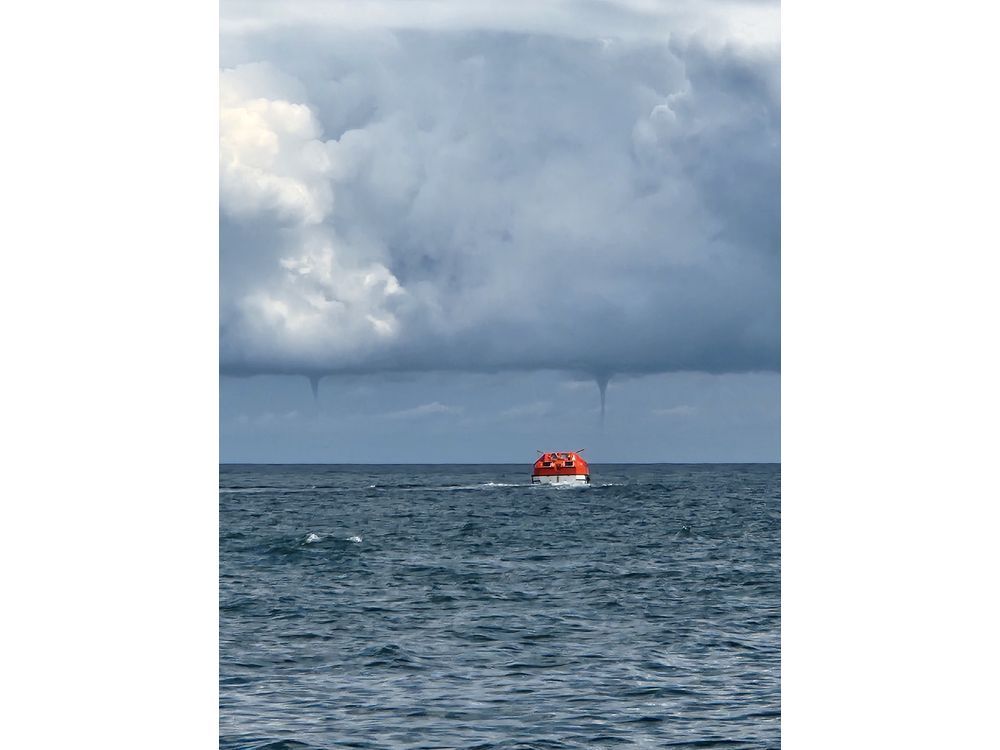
[564,462,574,467]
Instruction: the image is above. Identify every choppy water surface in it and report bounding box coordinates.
[220,464,780,749]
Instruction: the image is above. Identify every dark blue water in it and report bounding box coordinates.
[220,464,780,749]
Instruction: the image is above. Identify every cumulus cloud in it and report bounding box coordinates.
[220,2,779,382]
[499,401,554,420]
[220,63,333,224]
[652,405,697,417]
[384,401,463,419]
[236,409,301,426]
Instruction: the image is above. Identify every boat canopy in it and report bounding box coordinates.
[533,451,589,476]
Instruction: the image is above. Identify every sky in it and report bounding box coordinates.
[219,0,780,463]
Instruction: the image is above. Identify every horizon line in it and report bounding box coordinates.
[219,461,781,466]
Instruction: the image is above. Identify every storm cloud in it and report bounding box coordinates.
[220,2,780,383]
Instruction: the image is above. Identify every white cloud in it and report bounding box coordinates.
[220,63,334,224]
[384,401,462,419]
[499,400,553,419]
[652,405,697,417]
[220,0,779,49]
[221,63,409,366]
[235,409,301,427]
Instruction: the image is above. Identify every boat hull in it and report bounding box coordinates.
[531,473,590,485]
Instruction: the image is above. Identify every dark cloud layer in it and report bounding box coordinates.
[220,7,779,382]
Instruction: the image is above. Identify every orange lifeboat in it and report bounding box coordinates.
[531,451,591,485]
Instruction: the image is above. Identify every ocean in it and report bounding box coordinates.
[220,464,780,749]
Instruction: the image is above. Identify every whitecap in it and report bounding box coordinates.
[347,535,363,544]
[304,533,322,544]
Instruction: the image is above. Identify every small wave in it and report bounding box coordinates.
[368,481,526,492]
[303,532,361,545]
[219,486,346,495]
[244,740,319,750]
[261,532,367,557]
[441,482,524,490]
[359,642,426,670]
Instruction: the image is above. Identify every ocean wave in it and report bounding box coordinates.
[368,481,527,492]
[303,532,363,545]
[220,739,321,750]
[221,464,781,747]
[260,532,366,557]
[219,486,343,494]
